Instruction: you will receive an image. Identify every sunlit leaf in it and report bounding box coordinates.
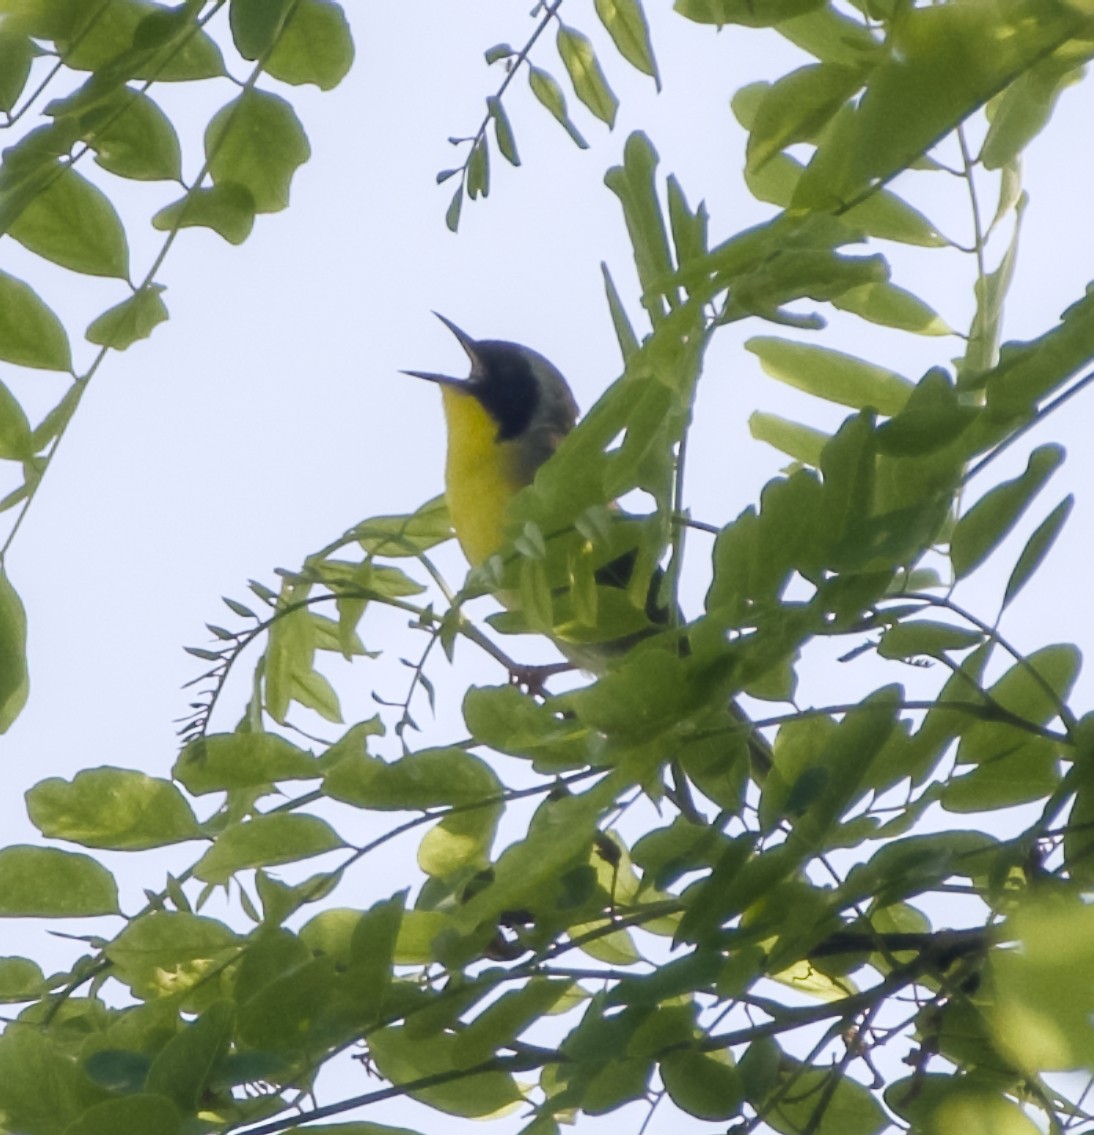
[1002,495,1073,609]
[205,89,311,213]
[594,0,659,86]
[86,285,168,349]
[950,444,1064,579]
[267,0,355,90]
[747,337,912,415]
[0,570,28,732]
[8,165,129,278]
[80,88,182,181]
[194,814,345,884]
[529,66,589,149]
[557,23,618,126]
[153,184,256,245]
[0,846,118,916]
[27,767,201,849]
[676,0,826,28]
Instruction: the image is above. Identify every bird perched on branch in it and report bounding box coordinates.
[403,313,679,666]
[402,313,581,574]
[404,312,772,794]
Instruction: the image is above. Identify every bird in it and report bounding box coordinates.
[401,313,581,574]
[402,312,676,670]
[403,313,773,781]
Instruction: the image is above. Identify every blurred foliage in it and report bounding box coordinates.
[1,1,1094,1134]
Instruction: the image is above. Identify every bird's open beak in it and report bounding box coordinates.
[400,312,481,387]
[400,368,466,387]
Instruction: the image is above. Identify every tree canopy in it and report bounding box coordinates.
[0,2,1093,1134]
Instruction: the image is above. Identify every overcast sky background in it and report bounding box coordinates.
[2,3,1093,1131]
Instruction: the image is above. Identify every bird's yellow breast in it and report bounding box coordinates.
[441,386,524,567]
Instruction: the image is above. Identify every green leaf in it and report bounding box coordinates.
[205,89,311,213]
[991,895,1094,1072]
[955,643,1079,764]
[7,165,129,278]
[369,1026,522,1117]
[793,0,1082,212]
[557,23,618,126]
[0,271,70,372]
[174,731,321,794]
[746,337,912,416]
[517,555,553,633]
[604,132,673,317]
[86,285,168,349]
[667,174,708,272]
[675,0,826,27]
[0,955,42,1001]
[875,367,976,456]
[878,621,983,662]
[966,193,1025,376]
[26,767,201,850]
[66,1093,181,1135]
[465,137,489,200]
[229,0,292,59]
[950,443,1065,579]
[775,5,881,66]
[661,1049,744,1121]
[1003,495,1073,609]
[53,0,225,79]
[0,31,34,113]
[528,66,589,149]
[982,50,1089,171]
[107,912,241,1002]
[452,784,616,935]
[764,687,900,844]
[0,569,27,731]
[461,981,574,1072]
[80,88,182,181]
[324,746,500,810]
[743,150,944,247]
[601,262,639,361]
[0,1027,108,1134]
[236,948,339,1052]
[0,379,31,460]
[145,1001,234,1111]
[746,62,864,172]
[831,281,951,336]
[594,0,659,87]
[487,95,520,166]
[445,185,462,232]
[764,1061,887,1135]
[0,845,118,916]
[194,814,345,884]
[981,284,1094,420]
[354,496,451,555]
[264,591,343,725]
[940,735,1056,812]
[343,892,406,1022]
[152,183,256,245]
[419,804,499,877]
[462,684,590,773]
[267,0,355,90]
[748,411,827,466]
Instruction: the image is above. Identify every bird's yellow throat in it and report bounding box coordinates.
[440,385,524,568]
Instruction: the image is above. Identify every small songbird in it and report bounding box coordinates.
[404,313,773,772]
[402,313,581,572]
[402,312,669,668]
